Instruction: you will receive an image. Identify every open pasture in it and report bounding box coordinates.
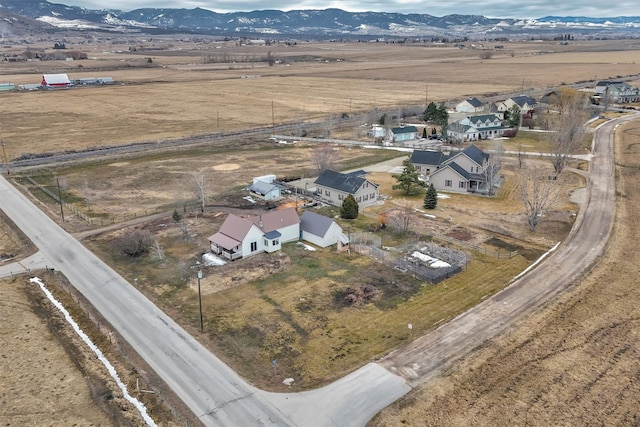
[1,39,640,158]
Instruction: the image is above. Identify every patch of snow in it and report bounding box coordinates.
[29,277,156,427]
[437,194,450,199]
[282,377,295,386]
[243,195,256,204]
[297,242,317,251]
[411,251,451,268]
[202,253,226,266]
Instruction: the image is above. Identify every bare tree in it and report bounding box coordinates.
[390,201,414,235]
[112,230,154,257]
[482,140,504,195]
[545,88,591,175]
[83,179,93,211]
[516,162,562,231]
[153,240,165,261]
[312,144,337,174]
[189,168,210,213]
[324,113,337,138]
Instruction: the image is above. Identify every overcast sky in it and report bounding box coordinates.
[57,1,640,19]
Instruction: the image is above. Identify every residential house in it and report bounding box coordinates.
[410,150,447,177]
[447,114,507,142]
[411,145,494,194]
[455,97,484,113]
[496,95,537,115]
[208,207,300,260]
[300,211,349,249]
[595,81,640,103]
[390,125,419,142]
[41,73,71,88]
[314,169,379,208]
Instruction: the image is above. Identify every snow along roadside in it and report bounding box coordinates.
[29,277,157,427]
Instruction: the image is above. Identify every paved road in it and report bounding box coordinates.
[0,114,633,426]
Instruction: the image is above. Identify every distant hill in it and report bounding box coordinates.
[1,0,639,38]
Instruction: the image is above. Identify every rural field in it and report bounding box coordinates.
[1,36,638,423]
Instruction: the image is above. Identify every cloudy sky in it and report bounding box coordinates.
[57,1,640,19]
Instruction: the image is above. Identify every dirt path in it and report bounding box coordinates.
[371,119,640,425]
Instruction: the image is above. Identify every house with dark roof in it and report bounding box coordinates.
[411,145,495,193]
[208,207,300,260]
[314,169,379,208]
[300,211,349,249]
[455,97,484,113]
[410,150,447,177]
[390,125,419,142]
[496,95,537,114]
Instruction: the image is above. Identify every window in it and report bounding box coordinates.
[459,181,466,189]
[445,180,452,187]
[371,193,376,200]
[272,239,279,246]
[250,241,257,252]
[338,194,344,200]
[325,190,330,196]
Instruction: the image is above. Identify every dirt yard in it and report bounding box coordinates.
[370,121,640,425]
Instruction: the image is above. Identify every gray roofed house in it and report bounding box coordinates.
[456,97,484,113]
[314,169,379,209]
[413,144,496,194]
[449,113,507,142]
[410,150,447,176]
[300,210,348,249]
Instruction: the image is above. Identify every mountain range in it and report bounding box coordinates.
[1,0,639,38]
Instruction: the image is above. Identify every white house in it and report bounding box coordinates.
[496,95,537,113]
[208,207,300,260]
[595,81,640,103]
[314,169,379,209]
[447,114,507,142]
[300,211,348,249]
[455,97,484,113]
[249,180,281,201]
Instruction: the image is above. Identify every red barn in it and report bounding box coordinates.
[41,74,71,88]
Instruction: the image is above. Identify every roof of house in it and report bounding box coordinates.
[391,125,418,134]
[596,80,618,87]
[460,97,483,108]
[411,150,447,165]
[208,232,241,250]
[251,207,300,232]
[249,180,279,196]
[42,74,71,84]
[314,169,370,193]
[300,210,337,238]
[209,214,255,243]
[509,95,537,108]
[466,114,501,125]
[458,144,490,165]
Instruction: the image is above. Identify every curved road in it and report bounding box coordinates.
[0,114,633,426]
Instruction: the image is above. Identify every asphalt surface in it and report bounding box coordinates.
[0,114,633,426]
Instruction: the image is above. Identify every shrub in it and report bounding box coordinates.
[113,230,154,257]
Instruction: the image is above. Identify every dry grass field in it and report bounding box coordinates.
[370,119,640,426]
[1,39,640,157]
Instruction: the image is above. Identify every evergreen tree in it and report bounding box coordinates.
[422,102,438,122]
[507,105,521,128]
[422,127,427,138]
[340,194,359,219]
[424,183,438,209]
[393,158,426,196]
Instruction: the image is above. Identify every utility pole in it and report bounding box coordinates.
[1,140,9,175]
[216,111,220,130]
[196,262,204,332]
[56,178,65,221]
[271,100,275,136]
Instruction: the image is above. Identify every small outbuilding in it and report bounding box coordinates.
[300,210,348,249]
[41,74,71,88]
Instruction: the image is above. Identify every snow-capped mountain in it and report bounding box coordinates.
[1,0,639,37]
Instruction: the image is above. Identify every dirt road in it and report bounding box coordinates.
[378,114,635,385]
